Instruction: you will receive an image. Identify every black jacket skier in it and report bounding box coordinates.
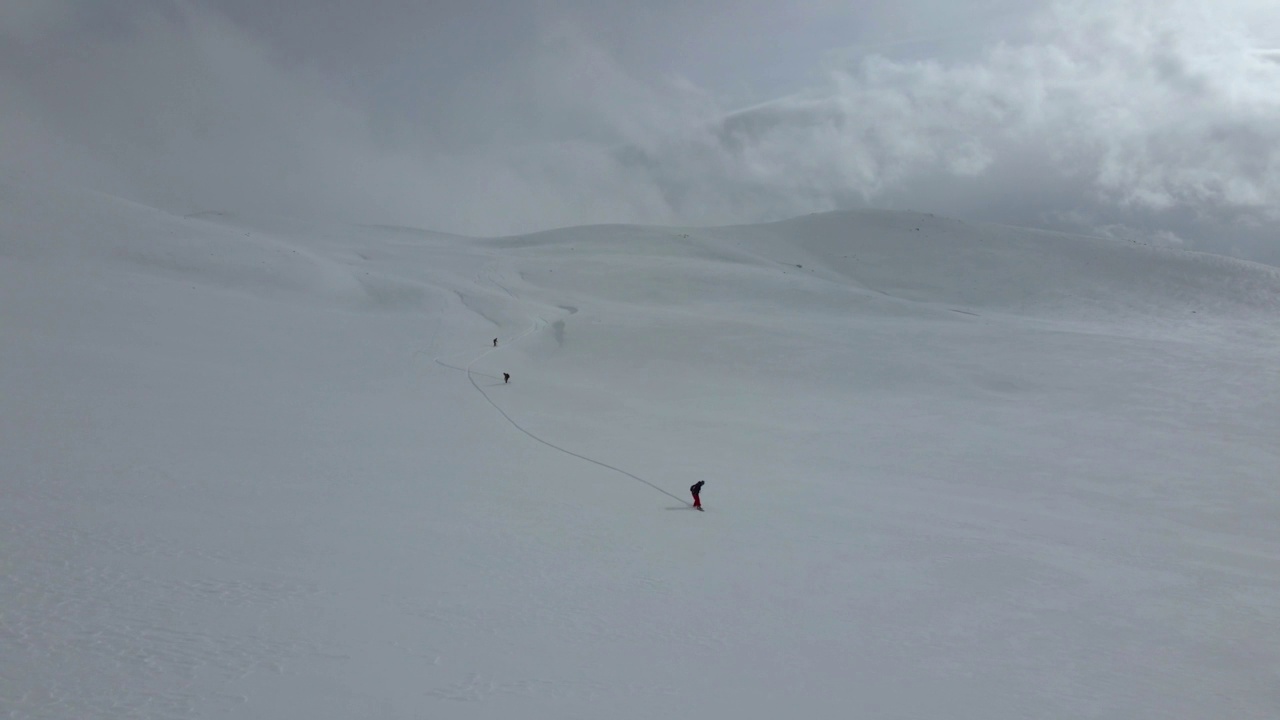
[690,481,705,509]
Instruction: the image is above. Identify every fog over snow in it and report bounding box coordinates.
[3,0,1280,263]
[2,178,1279,718]
[3,2,1280,718]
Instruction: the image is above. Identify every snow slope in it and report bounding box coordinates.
[3,180,1279,719]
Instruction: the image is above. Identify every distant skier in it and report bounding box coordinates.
[503,373,510,384]
[690,480,704,510]
[493,338,498,347]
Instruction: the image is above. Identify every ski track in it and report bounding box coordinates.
[432,258,691,507]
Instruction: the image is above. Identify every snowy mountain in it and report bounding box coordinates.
[3,180,1278,719]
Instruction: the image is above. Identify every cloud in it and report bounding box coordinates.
[0,3,717,233]
[1,0,1279,262]
[613,0,1280,257]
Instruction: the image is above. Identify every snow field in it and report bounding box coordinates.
[2,181,1278,718]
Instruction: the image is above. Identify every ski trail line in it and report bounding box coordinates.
[464,359,688,505]
[435,257,691,507]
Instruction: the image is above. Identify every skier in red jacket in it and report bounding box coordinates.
[690,481,704,510]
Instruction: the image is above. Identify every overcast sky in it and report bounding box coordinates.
[3,0,1280,262]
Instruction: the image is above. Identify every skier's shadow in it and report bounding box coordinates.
[664,506,698,511]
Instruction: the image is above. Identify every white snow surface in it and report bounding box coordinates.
[3,181,1279,719]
